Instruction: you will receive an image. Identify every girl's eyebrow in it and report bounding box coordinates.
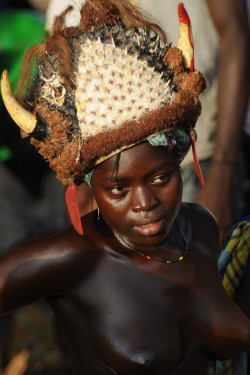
[101,161,172,182]
[147,161,171,177]
[101,176,124,183]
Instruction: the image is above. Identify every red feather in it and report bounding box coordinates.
[65,182,84,235]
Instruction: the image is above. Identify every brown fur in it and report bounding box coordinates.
[81,0,167,42]
[17,44,45,107]
[175,71,207,96]
[163,47,184,73]
[32,91,201,186]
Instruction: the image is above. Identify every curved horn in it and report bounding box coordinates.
[1,69,37,133]
[177,3,194,71]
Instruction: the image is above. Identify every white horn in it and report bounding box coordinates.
[177,3,194,71]
[1,69,37,133]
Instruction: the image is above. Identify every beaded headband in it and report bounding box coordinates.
[1,0,206,234]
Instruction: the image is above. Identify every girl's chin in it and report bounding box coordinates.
[127,229,168,249]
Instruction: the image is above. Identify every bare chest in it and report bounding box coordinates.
[48,256,218,374]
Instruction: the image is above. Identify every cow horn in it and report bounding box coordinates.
[177,3,194,71]
[1,69,37,133]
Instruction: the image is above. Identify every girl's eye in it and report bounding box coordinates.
[109,185,127,195]
[152,173,172,184]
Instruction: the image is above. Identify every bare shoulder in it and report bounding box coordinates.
[11,210,96,259]
[179,202,220,259]
[180,202,217,224]
[0,211,101,314]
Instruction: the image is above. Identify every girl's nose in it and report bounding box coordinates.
[132,186,159,213]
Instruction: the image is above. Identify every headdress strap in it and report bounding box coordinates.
[190,128,204,185]
[65,182,84,235]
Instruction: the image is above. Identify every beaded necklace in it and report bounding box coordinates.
[114,222,188,264]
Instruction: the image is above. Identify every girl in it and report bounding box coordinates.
[1,1,250,373]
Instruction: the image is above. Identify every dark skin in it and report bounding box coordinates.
[0,142,250,375]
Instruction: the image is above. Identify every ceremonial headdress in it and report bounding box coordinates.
[1,0,206,234]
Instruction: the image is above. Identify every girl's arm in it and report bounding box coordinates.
[0,229,78,315]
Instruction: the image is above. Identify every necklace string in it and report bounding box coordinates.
[113,222,188,264]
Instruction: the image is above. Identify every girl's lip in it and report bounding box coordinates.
[133,218,164,236]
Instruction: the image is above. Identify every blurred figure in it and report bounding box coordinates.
[0,2,70,372]
[239,0,250,219]
[0,0,68,255]
[28,0,49,13]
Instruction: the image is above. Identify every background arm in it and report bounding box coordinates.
[195,0,250,245]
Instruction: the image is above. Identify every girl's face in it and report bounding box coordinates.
[91,142,182,248]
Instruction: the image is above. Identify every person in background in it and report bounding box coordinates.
[0,2,68,256]
[239,0,250,219]
[0,1,70,372]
